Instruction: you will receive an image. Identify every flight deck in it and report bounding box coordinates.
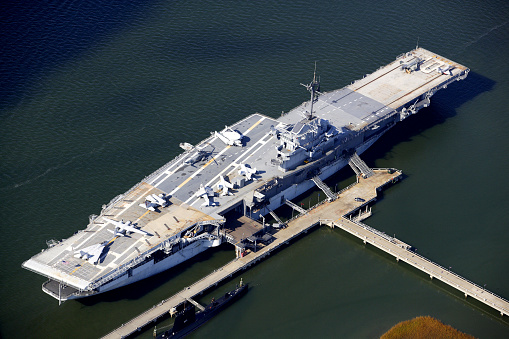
[22,48,470,301]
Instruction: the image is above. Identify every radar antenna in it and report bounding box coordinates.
[300,62,320,120]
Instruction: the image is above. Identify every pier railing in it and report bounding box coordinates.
[408,247,509,310]
[333,217,509,316]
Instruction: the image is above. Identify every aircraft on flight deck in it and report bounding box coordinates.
[74,241,108,265]
[214,126,243,146]
[238,163,257,181]
[103,217,152,236]
[216,175,234,196]
[195,184,219,207]
[139,193,169,211]
[181,142,211,166]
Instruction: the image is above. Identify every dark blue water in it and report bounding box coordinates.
[1,1,508,338]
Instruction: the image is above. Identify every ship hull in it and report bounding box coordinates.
[24,48,469,303]
[44,237,222,301]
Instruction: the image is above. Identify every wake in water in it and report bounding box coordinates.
[1,125,147,191]
[457,20,508,55]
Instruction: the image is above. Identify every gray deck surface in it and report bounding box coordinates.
[23,48,469,291]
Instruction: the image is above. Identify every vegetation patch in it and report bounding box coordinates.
[381,316,476,339]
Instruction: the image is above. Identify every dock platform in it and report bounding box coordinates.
[102,168,508,338]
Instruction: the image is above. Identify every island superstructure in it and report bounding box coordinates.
[22,48,469,302]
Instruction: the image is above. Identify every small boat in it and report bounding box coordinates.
[158,280,248,338]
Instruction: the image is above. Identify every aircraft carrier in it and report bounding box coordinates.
[22,48,469,302]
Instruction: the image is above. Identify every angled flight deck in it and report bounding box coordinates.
[23,48,470,301]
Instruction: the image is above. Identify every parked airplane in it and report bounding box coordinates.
[195,184,219,207]
[214,126,243,146]
[103,217,151,236]
[74,242,108,265]
[139,199,158,212]
[438,65,454,75]
[139,193,169,211]
[184,150,208,165]
[148,193,169,207]
[216,175,234,196]
[238,163,257,181]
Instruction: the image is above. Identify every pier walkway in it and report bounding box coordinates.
[102,169,402,338]
[327,217,509,317]
[102,169,507,338]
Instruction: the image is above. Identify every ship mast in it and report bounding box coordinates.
[301,62,320,120]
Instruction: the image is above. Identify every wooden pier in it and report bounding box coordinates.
[102,169,508,338]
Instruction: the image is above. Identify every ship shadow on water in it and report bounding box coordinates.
[264,71,494,224]
[77,243,234,306]
[361,71,495,165]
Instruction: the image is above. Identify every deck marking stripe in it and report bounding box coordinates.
[170,117,265,196]
[149,136,219,185]
[174,145,231,191]
[136,210,151,222]
[186,134,273,206]
[69,265,82,275]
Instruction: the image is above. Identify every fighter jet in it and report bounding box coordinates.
[238,163,257,181]
[438,65,454,75]
[148,193,169,207]
[216,175,234,196]
[195,184,219,207]
[195,184,214,199]
[214,126,243,146]
[103,217,151,236]
[74,241,108,265]
[139,193,169,211]
[139,199,158,212]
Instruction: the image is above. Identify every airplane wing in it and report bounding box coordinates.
[221,185,229,196]
[151,194,168,207]
[215,131,232,146]
[195,184,207,198]
[74,242,107,265]
[239,164,257,180]
[139,199,157,211]
[103,217,151,236]
[117,223,151,236]
[146,195,159,204]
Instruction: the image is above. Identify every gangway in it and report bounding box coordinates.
[185,297,205,311]
[285,199,307,215]
[269,209,285,228]
[348,153,374,178]
[311,176,337,201]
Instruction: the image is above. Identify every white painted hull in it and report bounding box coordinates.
[65,237,221,300]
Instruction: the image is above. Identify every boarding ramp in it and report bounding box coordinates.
[285,199,307,215]
[269,209,285,228]
[311,176,337,201]
[348,153,374,178]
